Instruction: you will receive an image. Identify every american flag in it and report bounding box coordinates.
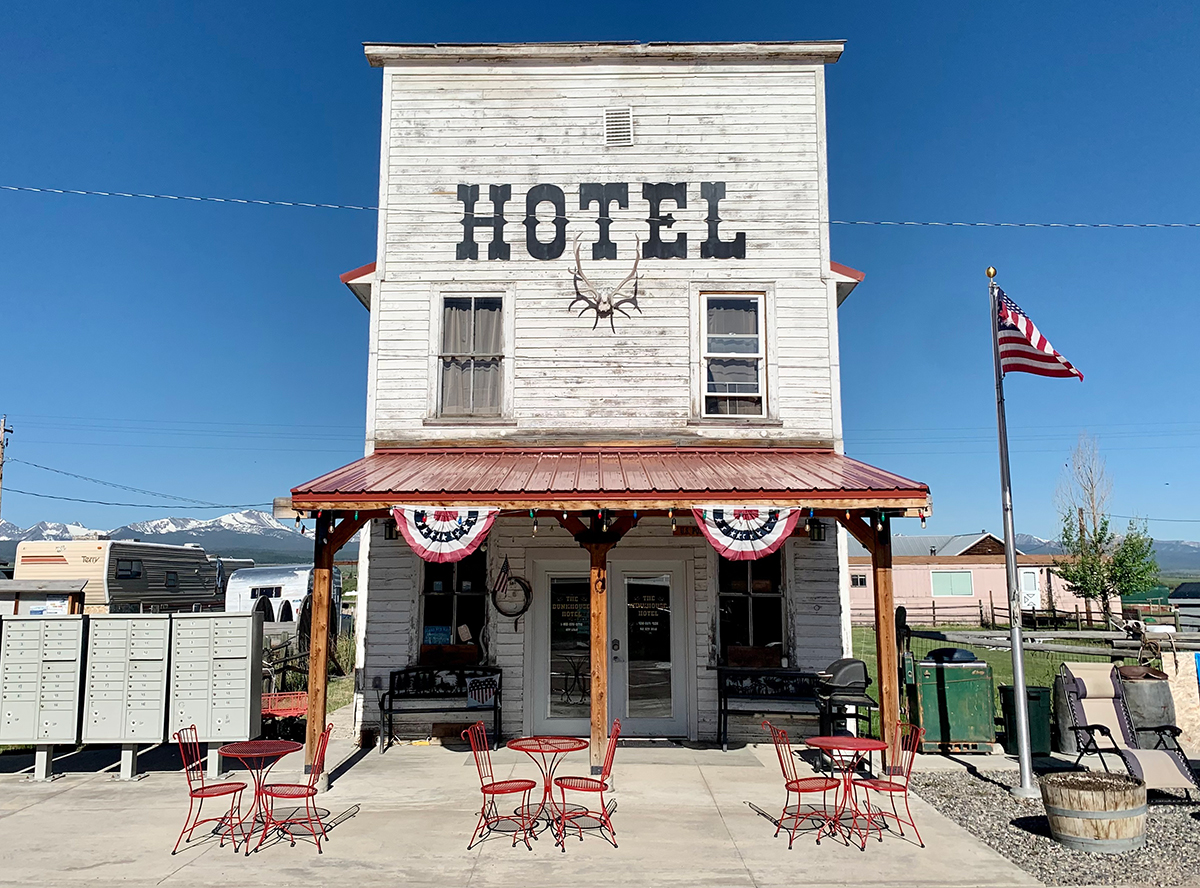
[996,287,1083,380]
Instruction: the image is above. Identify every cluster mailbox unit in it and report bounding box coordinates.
[169,612,263,774]
[0,615,86,780]
[83,614,171,780]
[0,611,265,781]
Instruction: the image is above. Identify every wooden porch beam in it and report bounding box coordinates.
[573,512,638,771]
[306,509,370,774]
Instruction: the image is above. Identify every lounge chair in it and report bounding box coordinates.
[1059,662,1197,796]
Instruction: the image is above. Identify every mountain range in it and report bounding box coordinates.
[0,510,358,564]
[1016,533,1200,575]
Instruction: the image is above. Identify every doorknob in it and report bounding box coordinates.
[611,639,620,651]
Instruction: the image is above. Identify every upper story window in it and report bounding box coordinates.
[703,293,764,417]
[165,571,178,588]
[115,559,143,580]
[440,295,503,416]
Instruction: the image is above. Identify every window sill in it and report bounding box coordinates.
[422,417,517,427]
[687,417,784,427]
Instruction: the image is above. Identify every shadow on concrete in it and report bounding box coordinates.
[0,743,185,776]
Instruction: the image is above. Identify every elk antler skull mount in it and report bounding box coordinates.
[569,234,642,331]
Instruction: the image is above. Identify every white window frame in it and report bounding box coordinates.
[699,290,767,418]
[850,574,868,588]
[426,288,514,420]
[930,569,974,598]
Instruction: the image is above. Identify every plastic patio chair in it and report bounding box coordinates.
[553,718,622,851]
[172,724,247,854]
[761,720,840,848]
[462,720,538,850]
[852,721,925,847]
[255,722,334,853]
[1060,662,1198,797]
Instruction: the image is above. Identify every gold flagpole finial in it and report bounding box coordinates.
[986,266,997,279]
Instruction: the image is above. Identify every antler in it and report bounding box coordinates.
[569,234,602,314]
[567,234,643,331]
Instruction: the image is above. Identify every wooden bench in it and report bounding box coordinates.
[378,666,502,752]
[717,667,820,751]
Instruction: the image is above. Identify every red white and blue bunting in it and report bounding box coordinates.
[691,506,801,561]
[391,505,498,563]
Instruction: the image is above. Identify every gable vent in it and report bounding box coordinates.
[604,107,633,146]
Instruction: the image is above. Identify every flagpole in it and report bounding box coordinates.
[989,265,1038,798]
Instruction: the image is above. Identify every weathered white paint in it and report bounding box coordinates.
[364,48,844,449]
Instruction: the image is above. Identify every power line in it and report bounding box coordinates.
[1111,513,1200,524]
[7,458,228,506]
[6,183,1200,228]
[0,184,375,212]
[6,487,270,509]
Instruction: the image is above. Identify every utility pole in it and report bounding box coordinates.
[0,414,11,522]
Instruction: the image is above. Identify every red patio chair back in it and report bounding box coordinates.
[175,724,205,791]
[601,718,622,782]
[463,720,495,788]
[307,723,334,788]
[763,720,799,784]
[886,721,923,780]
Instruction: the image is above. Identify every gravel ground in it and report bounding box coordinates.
[910,770,1200,887]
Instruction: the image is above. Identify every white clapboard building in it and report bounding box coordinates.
[291,41,932,759]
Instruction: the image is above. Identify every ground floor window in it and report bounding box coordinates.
[421,547,488,649]
[717,551,783,664]
[931,570,973,597]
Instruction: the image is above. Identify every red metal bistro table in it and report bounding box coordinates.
[506,736,588,823]
[218,739,303,847]
[805,735,888,848]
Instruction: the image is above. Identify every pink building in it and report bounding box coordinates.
[846,533,1105,625]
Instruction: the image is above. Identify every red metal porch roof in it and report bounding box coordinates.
[291,446,930,514]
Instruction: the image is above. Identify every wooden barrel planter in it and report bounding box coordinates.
[1040,772,1147,854]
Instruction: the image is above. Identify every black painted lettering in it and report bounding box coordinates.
[523,184,568,260]
[642,183,687,259]
[456,184,511,260]
[579,183,628,260]
[700,182,746,259]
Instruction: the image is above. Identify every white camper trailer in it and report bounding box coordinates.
[13,540,247,613]
[224,564,341,623]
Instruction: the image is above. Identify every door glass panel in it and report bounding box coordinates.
[549,578,590,718]
[626,576,672,719]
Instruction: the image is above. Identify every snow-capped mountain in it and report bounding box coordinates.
[0,510,356,564]
[0,520,105,543]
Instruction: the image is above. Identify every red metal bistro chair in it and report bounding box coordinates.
[172,725,246,854]
[762,720,840,848]
[553,718,621,851]
[852,721,925,847]
[256,723,334,853]
[463,721,538,850]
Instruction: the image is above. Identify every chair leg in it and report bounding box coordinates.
[255,794,276,854]
[308,796,323,853]
[598,788,617,847]
[903,791,923,848]
[173,796,197,854]
[467,795,489,850]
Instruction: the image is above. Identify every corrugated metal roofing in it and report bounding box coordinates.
[846,532,1013,558]
[291,446,930,512]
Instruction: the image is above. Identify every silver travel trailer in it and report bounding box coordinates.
[13,540,249,613]
[224,564,341,623]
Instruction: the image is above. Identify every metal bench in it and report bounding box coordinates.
[717,667,820,751]
[261,691,309,719]
[378,666,502,752]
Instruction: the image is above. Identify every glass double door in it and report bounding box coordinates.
[533,560,688,737]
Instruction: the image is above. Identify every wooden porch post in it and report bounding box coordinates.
[307,511,333,772]
[870,517,899,752]
[305,510,371,774]
[586,542,610,771]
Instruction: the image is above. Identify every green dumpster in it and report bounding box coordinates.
[907,649,995,753]
[999,685,1052,756]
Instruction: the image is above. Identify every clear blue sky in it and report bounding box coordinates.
[2,1,1198,540]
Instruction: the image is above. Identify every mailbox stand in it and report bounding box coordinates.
[169,612,264,778]
[83,614,170,781]
[0,615,86,782]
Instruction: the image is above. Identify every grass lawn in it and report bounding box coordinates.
[327,674,355,713]
[851,625,1115,735]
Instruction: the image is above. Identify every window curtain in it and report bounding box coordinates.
[471,299,503,413]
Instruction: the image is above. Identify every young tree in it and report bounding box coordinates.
[1053,434,1159,621]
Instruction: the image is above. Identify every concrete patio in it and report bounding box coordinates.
[0,731,1047,888]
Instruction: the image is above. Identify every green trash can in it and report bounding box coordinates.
[999,685,1052,756]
